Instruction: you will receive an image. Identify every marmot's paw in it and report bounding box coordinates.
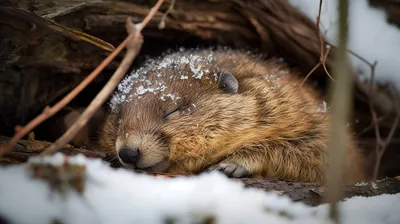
[206,161,250,178]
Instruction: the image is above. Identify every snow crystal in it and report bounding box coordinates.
[185,104,197,113]
[288,0,400,88]
[189,55,205,79]
[135,23,142,30]
[139,84,163,96]
[316,101,328,113]
[160,94,181,102]
[136,85,156,95]
[180,56,190,64]
[263,74,281,91]
[207,54,213,63]
[157,57,175,70]
[0,153,400,224]
[355,182,369,187]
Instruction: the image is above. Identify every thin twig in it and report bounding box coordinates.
[372,85,400,179]
[299,62,321,87]
[363,58,399,180]
[381,87,400,150]
[322,45,333,79]
[306,0,398,184]
[300,0,335,88]
[348,49,374,67]
[42,0,165,155]
[158,0,175,29]
[366,61,383,180]
[42,19,140,155]
[357,114,389,136]
[300,45,332,87]
[343,22,399,180]
[316,0,324,62]
[349,48,398,173]
[0,0,165,158]
[347,38,398,174]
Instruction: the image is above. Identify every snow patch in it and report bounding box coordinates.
[0,153,399,224]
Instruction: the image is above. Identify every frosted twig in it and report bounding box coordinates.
[0,0,165,158]
[42,0,165,155]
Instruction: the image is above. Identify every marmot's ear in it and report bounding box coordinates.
[217,72,239,94]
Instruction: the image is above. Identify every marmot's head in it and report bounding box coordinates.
[100,50,258,172]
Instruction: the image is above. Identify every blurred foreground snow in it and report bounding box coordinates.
[0,153,399,224]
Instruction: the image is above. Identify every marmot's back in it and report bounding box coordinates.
[99,49,365,183]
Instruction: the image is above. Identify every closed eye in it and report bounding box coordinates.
[164,106,181,120]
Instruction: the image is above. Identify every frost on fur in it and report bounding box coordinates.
[109,51,216,113]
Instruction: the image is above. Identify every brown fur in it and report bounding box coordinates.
[99,49,366,184]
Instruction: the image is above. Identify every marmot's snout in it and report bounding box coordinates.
[118,147,140,165]
[115,133,170,172]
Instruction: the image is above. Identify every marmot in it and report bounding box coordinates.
[99,48,365,183]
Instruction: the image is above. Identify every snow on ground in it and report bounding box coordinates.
[289,0,400,88]
[0,153,399,224]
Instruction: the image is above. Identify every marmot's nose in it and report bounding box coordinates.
[118,148,140,165]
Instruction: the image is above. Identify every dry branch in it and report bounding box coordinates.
[41,0,166,155]
[0,0,165,158]
[0,35,134,157]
